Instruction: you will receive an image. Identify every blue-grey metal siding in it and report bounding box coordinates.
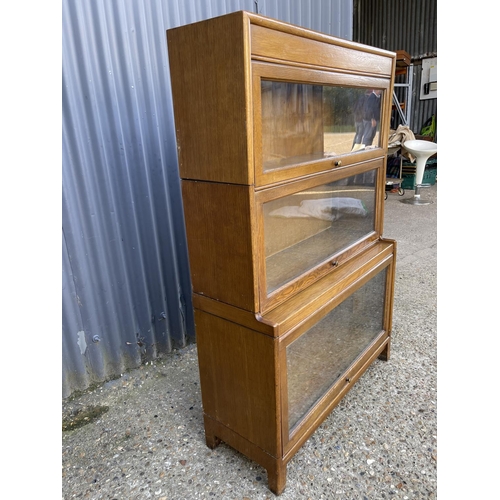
[62,0,354,399]
[353,0,437,135]
[256,0,353,39]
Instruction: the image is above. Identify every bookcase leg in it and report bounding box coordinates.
[205,432,221,449]
[267,459,287,496]
[203,415,221,449]
[378,340,391,361]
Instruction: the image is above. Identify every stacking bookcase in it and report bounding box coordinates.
[167,11,397,495]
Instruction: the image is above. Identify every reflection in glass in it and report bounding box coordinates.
[261,81,382,170]
[263,170,377,294]
[286,268,387,432]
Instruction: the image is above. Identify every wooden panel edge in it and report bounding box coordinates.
[193,293,276,335]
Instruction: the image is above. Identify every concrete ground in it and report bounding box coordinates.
[62,183,437,500]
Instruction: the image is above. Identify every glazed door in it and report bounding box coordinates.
[255,159,386,311]
[252,62,391,187]
[279,258,394,455]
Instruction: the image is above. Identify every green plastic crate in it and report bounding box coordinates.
[401,160,437,190]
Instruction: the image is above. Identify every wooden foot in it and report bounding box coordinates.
[267,459,287,496]
[378,340,390,361]
[203,414,221,449]
[205,432,221,449]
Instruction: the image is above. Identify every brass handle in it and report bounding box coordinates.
[334,160,342,167]
[331,260,339,267]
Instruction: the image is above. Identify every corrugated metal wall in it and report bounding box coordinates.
[62,0,354,399]
[353,0,437,135]
[255,0,353,38]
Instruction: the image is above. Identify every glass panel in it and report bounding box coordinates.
[261,81,383,171]
[286,268,387,432]
[264,169,377,294]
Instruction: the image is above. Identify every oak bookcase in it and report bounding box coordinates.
[167,11,397,495]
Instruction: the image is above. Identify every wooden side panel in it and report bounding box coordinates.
[181,180,258,311]
[192,293,277,336]
[251,24,394,76]
[196,309,281,456]
[167,12,252,184]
